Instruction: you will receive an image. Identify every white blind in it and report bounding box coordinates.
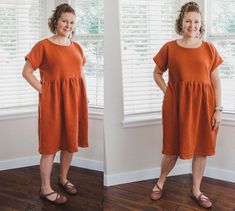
[73,0,104,108]
[0,0,44,114]
[120,0,177,116]
[207,0,235,113]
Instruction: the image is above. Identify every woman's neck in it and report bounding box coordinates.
[49,35,70,46]
[178,37,202,48]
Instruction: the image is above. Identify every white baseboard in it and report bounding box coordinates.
[71,157,104,172]
[0,156,40,171]
[104,164,191,186]
[104,164,235,186]
[1,157,235,185]
[0,155,104,172]
[205,166,235,183]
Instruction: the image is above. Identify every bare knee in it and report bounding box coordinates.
[164,155,178,162]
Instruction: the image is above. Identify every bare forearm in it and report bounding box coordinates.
[22,72,41,93]
[211,69,222,130]
[213,79,221,107]
[211,70,221,107]
[22,61,41,93]
[82,72,87,88]
[153,73,167,94]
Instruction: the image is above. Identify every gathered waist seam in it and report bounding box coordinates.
[41,76,82,83]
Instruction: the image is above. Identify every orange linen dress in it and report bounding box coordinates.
[26,39,88,154]
[153,40,223,159]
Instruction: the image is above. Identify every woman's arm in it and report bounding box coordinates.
[153,65,167,94]
[81,71,87,88]
[22,60,41,93]
[211,68,222,130]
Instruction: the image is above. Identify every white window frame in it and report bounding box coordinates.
[204,0,235,126]
[71,0,104,111]
[122,0,235,128]
[0,0,48,120]
[0,0,104,120]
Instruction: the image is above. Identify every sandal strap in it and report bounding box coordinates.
[156,184,163,192]
[63,180,74,189]
[43,191,57,197]
[198,193,209,201]
[63,181,69,187]
[55,193,60,200]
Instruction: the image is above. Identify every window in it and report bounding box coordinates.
[120,0,235,121]
[0,0,45,116]
[206,0,235,113]
[72,0,104,108]
[120,0,178,117]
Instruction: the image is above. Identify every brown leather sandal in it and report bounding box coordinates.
[39,191,67,204]
[58,180,78,195]
[150,184,163,201]
[191,190,212,209]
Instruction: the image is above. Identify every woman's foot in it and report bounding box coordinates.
[150,183,163,201]
[58,178,78,195]
[191,190,212,209]
[39,189,67,204]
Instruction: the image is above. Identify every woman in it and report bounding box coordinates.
[22,3,88,204]
[151,1,223,209]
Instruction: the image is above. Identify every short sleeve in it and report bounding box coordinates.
[153,43,168,72]
[82,54,86,66]
[209,43,223,72]
[25,41,44,70]
[73,41,86,66]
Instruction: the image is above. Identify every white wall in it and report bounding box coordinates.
[0,117,38,161]
[0,0,104,172]
[103,0,188,186]
[205,125,235,182]
[1,0,235,188]
[103,0,235,186]
[0,116,104,171]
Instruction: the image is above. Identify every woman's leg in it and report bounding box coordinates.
[156,155,178,189]
[40,154,57,200]
[59,150,73,184]
[151,155,178,200]
[192,155,206,197]
[191,155,212,208]
[59,150,77,195]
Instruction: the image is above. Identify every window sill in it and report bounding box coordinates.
[88,107,104,120]
[0,107,104,121]
[122,113,162,128]
[122,112,235,128]
[0,106,38,121]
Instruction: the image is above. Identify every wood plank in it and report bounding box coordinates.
[0,164,103,210]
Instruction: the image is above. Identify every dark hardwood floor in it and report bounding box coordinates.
[1,166,235,211]
[0,164,103,211]
[104,174,235,211]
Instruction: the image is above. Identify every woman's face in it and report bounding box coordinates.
[182,11,201,38]
[56,12,76,37]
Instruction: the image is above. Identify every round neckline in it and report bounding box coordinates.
[175,39,203,49]
[46,38,72,47]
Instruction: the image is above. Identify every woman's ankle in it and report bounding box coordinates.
[40,185,53,194]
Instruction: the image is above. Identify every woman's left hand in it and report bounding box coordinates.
[212,110,222,130]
